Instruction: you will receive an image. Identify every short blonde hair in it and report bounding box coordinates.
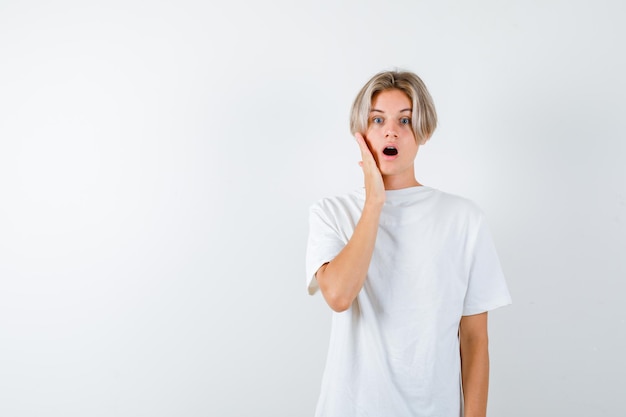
[350,70,437,144]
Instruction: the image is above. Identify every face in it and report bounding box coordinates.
[365,89,419,182]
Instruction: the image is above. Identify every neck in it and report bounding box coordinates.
[383,175,421,190]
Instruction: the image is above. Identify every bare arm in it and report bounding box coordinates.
[459,312,490,417]
[315,133,385,312]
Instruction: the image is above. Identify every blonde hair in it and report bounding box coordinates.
[350,70,437,144]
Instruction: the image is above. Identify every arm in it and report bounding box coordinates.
[315,133,385,312]
[459,312,490,417]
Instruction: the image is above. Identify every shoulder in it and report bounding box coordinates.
[423,189,488,236]
[308,190,363,234]
[430,188,484,218]
[309,189,364,216]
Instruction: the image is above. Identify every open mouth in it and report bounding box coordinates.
[383,147,398,156]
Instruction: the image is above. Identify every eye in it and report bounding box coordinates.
[372,116,383,124]
[400,117,411,125]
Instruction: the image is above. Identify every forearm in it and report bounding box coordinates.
[461,339,489,417]
[460,315,490,417]
[316,200,383,312]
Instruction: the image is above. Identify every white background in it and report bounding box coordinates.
[1,0,625,416]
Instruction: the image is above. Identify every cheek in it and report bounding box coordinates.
[403,127,417,142]
[365,125,380,139]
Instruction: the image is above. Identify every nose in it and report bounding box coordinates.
[385,126,398,139]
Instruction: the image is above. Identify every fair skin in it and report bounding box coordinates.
[315,88,490,417]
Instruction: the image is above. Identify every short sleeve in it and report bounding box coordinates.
[462,215,512,316]
[305,204,347,295]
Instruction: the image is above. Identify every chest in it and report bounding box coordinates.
[364,219,470,313]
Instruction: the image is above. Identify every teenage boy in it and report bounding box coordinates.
[306,70,511,417]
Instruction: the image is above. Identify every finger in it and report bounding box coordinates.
[354,133,365,150]
[355,133,373,159]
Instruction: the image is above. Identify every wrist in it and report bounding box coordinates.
[363,198,385,212]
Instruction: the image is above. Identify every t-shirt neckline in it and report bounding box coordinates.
[356,185,434,201]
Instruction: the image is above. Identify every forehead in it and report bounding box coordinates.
[370,89,412,112]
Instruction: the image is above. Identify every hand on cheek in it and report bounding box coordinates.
[355,133,385,204]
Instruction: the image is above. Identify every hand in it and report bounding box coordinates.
[355,133,385,206]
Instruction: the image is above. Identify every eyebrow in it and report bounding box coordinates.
[370,108,412,113]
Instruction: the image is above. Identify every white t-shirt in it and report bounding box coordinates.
[306,186,512,417]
